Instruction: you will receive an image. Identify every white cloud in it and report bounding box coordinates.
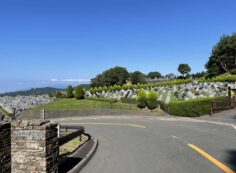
[51,78,58,82]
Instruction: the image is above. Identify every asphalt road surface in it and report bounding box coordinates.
[55,115,236,173]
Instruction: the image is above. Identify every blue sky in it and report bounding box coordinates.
[0,0,236,92]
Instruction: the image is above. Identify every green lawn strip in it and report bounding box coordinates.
[60,133,88,155]
[0,106,10,116]
[34,98,138,111]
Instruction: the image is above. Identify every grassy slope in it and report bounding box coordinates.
[0,106,10,116]
[34,98,138,111]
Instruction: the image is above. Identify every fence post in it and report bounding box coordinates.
[57,124,60,138]
[41,108,46,120]
[233,96,236,107]
[211,101,214,116]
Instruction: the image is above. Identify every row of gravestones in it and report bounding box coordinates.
[0,120,58,173]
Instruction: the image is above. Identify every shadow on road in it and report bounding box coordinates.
[59,157,83,173]
[225,150,236,171]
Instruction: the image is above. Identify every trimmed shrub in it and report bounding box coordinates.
[121,98,136,104]
[147,91,158,110]
[66,85,74,98]
[161,96,227,117]
[103,86,108,92]
[199,73,236,83]
[136,89,147,109]
[75,86,85,100]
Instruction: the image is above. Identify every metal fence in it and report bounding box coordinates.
[211,96,236,115]
[58,125,85,147]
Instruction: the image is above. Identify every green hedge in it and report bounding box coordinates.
[161,97,227,117]
[89,79,193,93]
[199,73,236,83]
[120,98,136,104]
[85,97,118,104]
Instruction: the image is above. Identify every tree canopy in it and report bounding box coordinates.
[178,64,191,76]
[205,33,236,76]
[91,66,129,87]
[147,71,162,79]
[130,71,146,84]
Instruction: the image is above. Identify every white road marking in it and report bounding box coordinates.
[172,135,188,144]
[51,115,236,131]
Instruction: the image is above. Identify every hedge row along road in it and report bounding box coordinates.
[54,114,236,173]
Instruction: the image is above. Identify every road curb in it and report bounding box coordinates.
[68,136,98,173]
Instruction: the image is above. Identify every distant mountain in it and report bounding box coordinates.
[0,84,90,96]
[0,87,65,96]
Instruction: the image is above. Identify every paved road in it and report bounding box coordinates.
[55,116,236,173]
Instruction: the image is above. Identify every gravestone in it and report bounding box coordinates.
[11,120,59,173]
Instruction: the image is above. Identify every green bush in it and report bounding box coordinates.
[120,98,136,104]
[230,69,236,75]
[136,89,147,109]
[161,97,227,117]
[146,91,158,110]
[199,73,236,83]
[75,86,85,100]
[54,91,63,98]
[66,85,74,98]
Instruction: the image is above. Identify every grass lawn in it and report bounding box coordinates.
[34,98,138,111]
[0,106,10,116]
[60,134,88,155]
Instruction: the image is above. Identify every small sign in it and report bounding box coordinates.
[15,130,40,140]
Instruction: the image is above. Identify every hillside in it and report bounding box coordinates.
[0,87,64,96]
[0,84,90,96]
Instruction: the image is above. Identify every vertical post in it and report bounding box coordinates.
[57,124,60,138]
[211,101,214,116]
[13,108,16,119]
[41,108,45,120]
[228,87,231,97]
[233,96,235,107]
[228,87,232,107]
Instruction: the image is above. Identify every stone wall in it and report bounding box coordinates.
[19,108,167,119]
[0,122,11,173]
[11,120,59,173]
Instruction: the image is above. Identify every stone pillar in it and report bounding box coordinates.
[0,122,11,173]
[11,120,59,173]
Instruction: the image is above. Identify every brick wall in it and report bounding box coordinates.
[11,120,59,173]
[0,122,11,173]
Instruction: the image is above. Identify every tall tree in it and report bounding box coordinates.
[130,71,146,84]
[147,71,161,79]
[178,64,191,77]
[66,85,73,98]
[91,66,129,87]
[91,74,105,87]
[205,33,236,76]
